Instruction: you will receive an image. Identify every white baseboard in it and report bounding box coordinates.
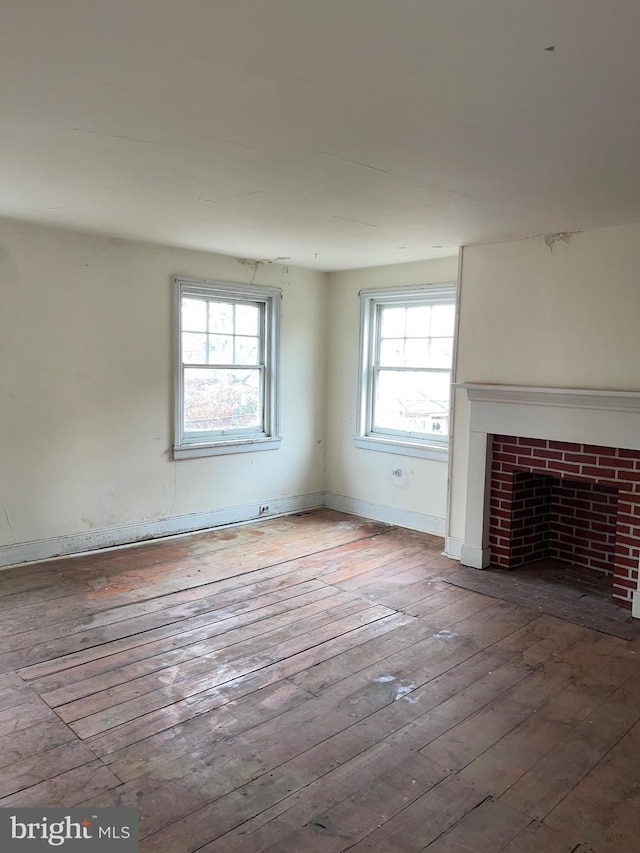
[0,493,325,569]
[323,492,445,537]
[0,491,452,570]
[444,536,463,559]
[460,544,491,569]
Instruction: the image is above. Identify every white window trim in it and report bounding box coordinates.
[355,283,456,461]
[173,276,282,460]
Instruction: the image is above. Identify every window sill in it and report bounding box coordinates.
[173,437,282,459]
[353,435,449,461]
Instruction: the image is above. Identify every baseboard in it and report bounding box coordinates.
[0,493,325,569]
[444,536,463,559]
[0,491,448,570]
[323,492,445,537]
[460,543,491,569]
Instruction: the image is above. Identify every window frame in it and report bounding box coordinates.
[355,284,456,460]
[173,276,282,459]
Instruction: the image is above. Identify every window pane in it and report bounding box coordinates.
[235,336,259,364]
[405,305,431,337]
[380,306,406,337]
[209,301,234,333]
[182,298,207,332]
[182,332,207,364]
[379,338,405,367]
[208,334,233,363]
[431,304,455,336]
[429,338,453,368]
[235,303,260,335]
[183,368,261,432]
[374,370,451,437]
[404,338,430,367]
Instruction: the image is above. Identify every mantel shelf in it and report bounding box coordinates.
[456,384,640,412]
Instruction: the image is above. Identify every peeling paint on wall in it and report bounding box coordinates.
[238,256,292,285]
[544,231,578,250]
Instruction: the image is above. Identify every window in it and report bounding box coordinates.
[356,285,456,459]
[174,277,281,458]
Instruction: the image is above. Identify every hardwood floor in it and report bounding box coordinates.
[0,509,639,852]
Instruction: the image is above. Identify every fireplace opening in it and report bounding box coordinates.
[497,471,617,599]
[488,435,638,608]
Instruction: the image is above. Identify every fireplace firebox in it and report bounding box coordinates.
[488,435,634,605]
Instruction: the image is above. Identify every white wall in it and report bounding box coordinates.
[325,256,459,535]
[449,222,640,547]
[0,219,328,562]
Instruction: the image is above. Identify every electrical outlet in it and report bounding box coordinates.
[392,459,406,486]
[259,505,270,515]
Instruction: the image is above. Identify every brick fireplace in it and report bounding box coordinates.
[488,435,637,607]
[458,384,640,617]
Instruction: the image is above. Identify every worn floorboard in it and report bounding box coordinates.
[445,560,640,640]
[0,509,638,852]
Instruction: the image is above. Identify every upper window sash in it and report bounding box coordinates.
[181,295,265,369]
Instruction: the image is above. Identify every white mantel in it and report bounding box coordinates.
[461,384,640,449]
[457,384,640,618]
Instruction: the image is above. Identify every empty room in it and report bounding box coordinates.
[1,2,640,852]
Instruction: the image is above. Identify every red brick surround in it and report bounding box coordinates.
[489,435,640,608]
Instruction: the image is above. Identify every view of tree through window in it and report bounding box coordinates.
[174,277,281,459]
[181,297,263,433]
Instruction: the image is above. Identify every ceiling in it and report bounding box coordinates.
[2,0,640,271]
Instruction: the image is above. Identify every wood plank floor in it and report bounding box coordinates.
[445,560,640,640]
[1,509,639,852]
